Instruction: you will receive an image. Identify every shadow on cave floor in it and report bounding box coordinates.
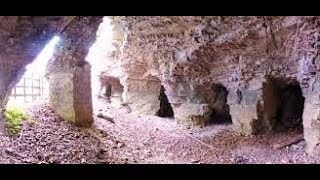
[90,98,318,164]
[0,97,317,164]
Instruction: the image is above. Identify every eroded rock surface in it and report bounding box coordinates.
[105,16,320,155]
[1,16,320,156]
[46,16,103,126]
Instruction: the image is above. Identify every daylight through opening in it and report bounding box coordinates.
[7,36,60,107]
[86,17,119,97]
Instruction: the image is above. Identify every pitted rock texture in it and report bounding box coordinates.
[105,16,320,155]
[1,16,320,157]
[46,16,103,126]
[110,17,301,125]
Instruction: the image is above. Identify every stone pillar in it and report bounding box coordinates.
[163,82,214,128]
[122,77,161,115]
[74,64,94,125]
[46,16,103,126]
[47,72,75,123]
[228,80,264,135]
[302,77,320,156]
[172,103,211,128]
[47,63,93,126]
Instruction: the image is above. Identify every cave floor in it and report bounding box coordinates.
[0,98,320,164]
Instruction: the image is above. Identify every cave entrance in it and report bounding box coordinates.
[209,84,232,124]
[156,86,174,118]
[86,17,126,110]
[99,75,124,102]
[262,77,304,133]
[7,36,60,107]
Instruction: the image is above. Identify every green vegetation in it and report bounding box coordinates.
[3,105,32,135]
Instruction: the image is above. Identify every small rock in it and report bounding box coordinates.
[100,147,108,152]
[146,152,152,158]
[190,159,200,163]
[23,158,33,163]
[233,155,249,164]
[97,113,114,123]
[5,148,14,155]
[81,158,86,163]
[117,143,125,148]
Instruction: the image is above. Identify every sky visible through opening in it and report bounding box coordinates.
[26,36,60,75]
[8,36,60,106]
[86,17,116,97]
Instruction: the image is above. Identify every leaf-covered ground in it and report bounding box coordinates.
[0,100,319,164]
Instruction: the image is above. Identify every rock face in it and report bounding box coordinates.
[105,16,320,155]
[122,77,161,115]
[0,16,74,115]
[1,16,320,156]
[46,16,103,126]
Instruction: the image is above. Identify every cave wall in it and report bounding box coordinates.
[107,16,320,155]
[298,17,320,156]
[1,16,320,156]
[112,16,293,130]
[122,77,161,115]
[0,16,74,116]
[46,16,103,126]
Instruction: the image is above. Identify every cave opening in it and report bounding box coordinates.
[156,86,174,118]
[262,77,304,133]
[209,84,232,124]
[7,36,60,107]
[99,75,124,103]
[86,17,115,99]
[86,16,126,110]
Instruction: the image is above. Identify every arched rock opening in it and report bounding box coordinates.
[0,16,73,119]
[209,84,232,124]
[99,75,124,103]
[156,85,174,118]
[261,77,304,133]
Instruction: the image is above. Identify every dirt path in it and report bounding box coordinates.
[0,99,319,164]
[91,98,320,164]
